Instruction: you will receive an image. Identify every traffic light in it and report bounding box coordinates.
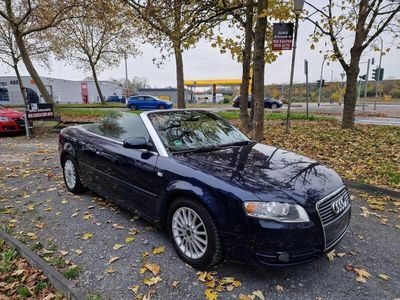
[321,79,326,87]
[316,80,326,88]
[316,80,320,87]
[359,74,366,80]
[372,68,379,81]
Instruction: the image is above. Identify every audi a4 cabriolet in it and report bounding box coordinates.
[59,110,351,268]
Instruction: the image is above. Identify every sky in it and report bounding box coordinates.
[1,18,399,88]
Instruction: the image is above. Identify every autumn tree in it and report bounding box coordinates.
[0,0,81,105]
[0,19,50,105]
[212,0,291,140]
[51,1,138,104]
[306,0,400,129]
[124,0,231,109]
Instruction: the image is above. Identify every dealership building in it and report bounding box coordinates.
[0,76,123,105]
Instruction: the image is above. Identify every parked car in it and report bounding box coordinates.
[59,110,351,268]
[127,95,173,111]
[232,95,283,109]
[107,95,126,103]
[0,104,25,134]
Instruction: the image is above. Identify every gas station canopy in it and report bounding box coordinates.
[184,79,243,87]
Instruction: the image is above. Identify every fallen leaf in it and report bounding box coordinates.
[105,267,116,273]
[345,263,354,271]
[26,232,37,240]
[275,284,284,293]
[112,244,124,251]
[129,285,140,294]
[354,268,371,283]
[112,223,124,229]
[326,250,336,262]
[82,232,93,240]
[378,274,390,280]
[125,237,135,243]
[143,276,162,286]
[172,280,180,289]
[59,251,69,256]
[152,246,165,255]
[205,289,218,300]
[239,294,253,300]
[336,252,346,258]
[75,249,83,256]
[108,256,120,264]
[252,290,265,300]
[71,212,78,217]
[143,263,160,276]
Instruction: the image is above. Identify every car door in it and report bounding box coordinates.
[85,113,163,214]
[145,96,158,109]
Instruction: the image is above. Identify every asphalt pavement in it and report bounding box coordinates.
[0,135,399,300]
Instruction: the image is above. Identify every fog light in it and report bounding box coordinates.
[277,252,290,263]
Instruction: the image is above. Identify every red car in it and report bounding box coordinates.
[0,104,25,133]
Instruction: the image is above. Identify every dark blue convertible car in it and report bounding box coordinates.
[59,110,351,268]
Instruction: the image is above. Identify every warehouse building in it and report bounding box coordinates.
[0,76,123,105]
[137,88,193,103]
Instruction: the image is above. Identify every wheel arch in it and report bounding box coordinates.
[60,142,76,164]
[158,182,227,232]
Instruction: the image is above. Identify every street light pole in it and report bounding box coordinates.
[363,58,370,111]
[317,56,326,107]
[304,59,309,117]
[285,0,304,133]
[340,72,345,106]
[374,36,383,110]
[124,51,129,98]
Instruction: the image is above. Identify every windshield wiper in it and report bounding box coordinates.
[171,146,224,154]
[219,140,253,148]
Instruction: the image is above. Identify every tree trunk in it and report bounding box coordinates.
[90,62,105,104]
[251,0,268,142]
[13,33,54,105]
[239,0,253,134]
[174,45,186,109]
[342,61,360,128]
[13,62,27,106]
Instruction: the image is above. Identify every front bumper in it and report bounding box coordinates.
[223,196,351,267]
[0,119,25,133]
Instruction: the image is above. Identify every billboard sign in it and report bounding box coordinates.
[272,23,294,51]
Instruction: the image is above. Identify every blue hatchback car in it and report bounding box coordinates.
[127,95,173,111]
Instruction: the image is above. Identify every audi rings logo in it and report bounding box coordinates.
[331,196,349,214]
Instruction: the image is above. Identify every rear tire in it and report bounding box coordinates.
[167,197,223,269]
[62,155,84,194]
[130,104,137,111]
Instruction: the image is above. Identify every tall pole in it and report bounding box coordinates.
[363,58,370,111]
[124,51,129,98]
[340,72,345,106]
[357,78,362,103]
[304,59,309,117]
[317,57,326,107]
[285,15,299,133]
[374,36,383,111]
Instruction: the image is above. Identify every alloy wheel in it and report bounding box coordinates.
[64,160,76,190]
[172,207,208,259]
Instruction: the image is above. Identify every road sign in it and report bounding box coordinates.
[26,103,54,120]
[272,23,294,51]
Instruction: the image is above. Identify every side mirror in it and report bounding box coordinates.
[123,137,150,150]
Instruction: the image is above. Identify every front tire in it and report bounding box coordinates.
[62,156,84,194]
[271,103,278,109]
[167,198,223,269]
[158,104,166,109]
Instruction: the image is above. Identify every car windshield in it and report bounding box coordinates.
[148,110,250,153]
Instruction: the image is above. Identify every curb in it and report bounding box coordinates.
[0,230,86,300]
[344,179,400,199]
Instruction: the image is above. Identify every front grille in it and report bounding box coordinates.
[14,118,25,128]
[316,186,351,249]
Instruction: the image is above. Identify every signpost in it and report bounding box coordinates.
[25,103,55,138]
[272,23,294,51]
[304,59,309,117]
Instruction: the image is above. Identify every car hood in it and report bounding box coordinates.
[0,108,23,119]
[173,143,344,207]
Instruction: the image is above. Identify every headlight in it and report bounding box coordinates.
[0,116,11,122]
[244,201,310,223]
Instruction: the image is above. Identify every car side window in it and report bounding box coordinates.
[83,113,150,143]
